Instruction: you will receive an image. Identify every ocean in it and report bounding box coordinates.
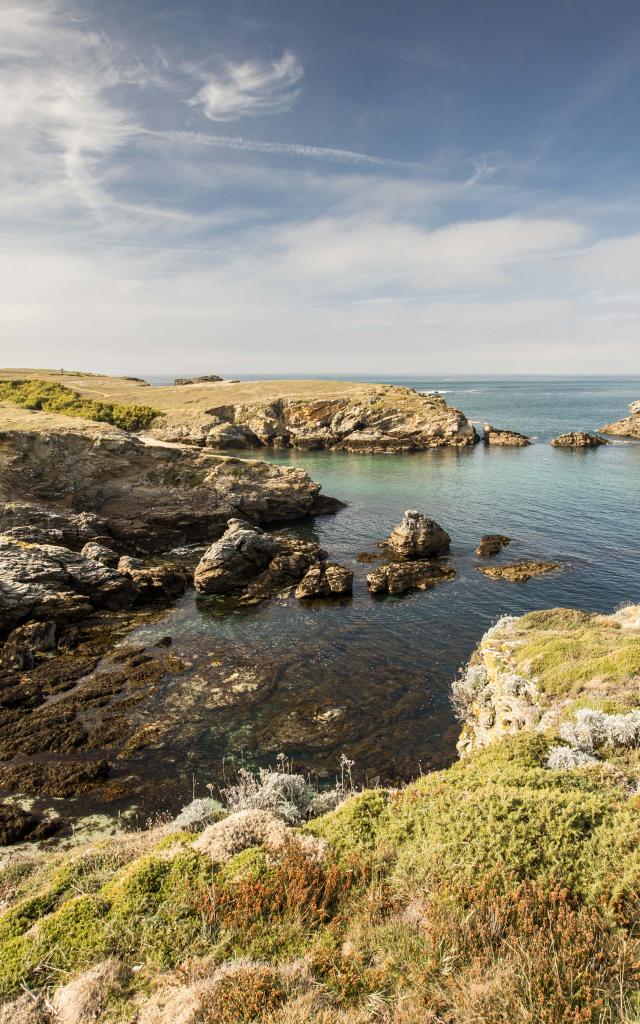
[118,376,640,809]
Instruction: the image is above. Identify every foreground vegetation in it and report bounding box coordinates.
[0,379,160,432]
[2,604,639,1022]
[1,732,639,1023]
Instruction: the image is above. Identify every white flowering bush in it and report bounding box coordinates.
[170,797,224,832]
[546,745,599,770]
[559,709,640,752]
[451,665,489,721]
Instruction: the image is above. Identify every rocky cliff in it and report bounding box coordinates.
[454,604,640,756]
[0,408,333,554]
[146,388,478,453]
[600,399,640,439]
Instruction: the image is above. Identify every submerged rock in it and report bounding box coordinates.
[295,562,353,599]
[476,534,511,557]
[483,423,531,446]
[384,510,451,560]
[367,560,455,595]
[551,431,610,448]
[0,803,60,845]
[478,560,561,582]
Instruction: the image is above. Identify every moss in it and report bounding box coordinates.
[0,379,160,431]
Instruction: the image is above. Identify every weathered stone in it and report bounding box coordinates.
[81,541,120,566]
[194,519,281,595]
[0,537,139,635]
[117,557,187,603]
[295,562,353,598]
[385,510,451,560]
[476,534,511,557]
[0,502,108,549]
[367,560,455,595]
[478,560,561,582]
[600,400,640,439]
[550,431,610,448]
[483,423,530,446]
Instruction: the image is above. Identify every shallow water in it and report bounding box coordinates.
[115,376,640,812]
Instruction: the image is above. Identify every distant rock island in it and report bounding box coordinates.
[600,399,640,439]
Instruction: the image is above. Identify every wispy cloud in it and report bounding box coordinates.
[189,51,303,121]
[143,129,422,169]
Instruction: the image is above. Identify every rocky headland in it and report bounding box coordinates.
[0,370,478,454]
[600,399,640,439]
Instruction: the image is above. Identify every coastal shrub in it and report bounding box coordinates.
[546,744,599,770]
[221,768,345,825]
[560,709,640,751]
[0,379,160,432]
[170,796,224,832]
[451,664,489,720]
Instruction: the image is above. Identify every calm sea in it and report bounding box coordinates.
[124,377,640,806]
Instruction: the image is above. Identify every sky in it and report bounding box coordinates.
[1,0,640,376]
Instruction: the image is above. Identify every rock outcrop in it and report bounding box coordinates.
[384,510,451,560]
[175,375,223,385]
[476,534,511,557]
[483,424,530,446]
[478,560,561,582]
[551,432,609,448]
[147,388,478,454]
[453,605,640,757]
[194,520,327,604]
[600,400,640,439]
[294,562,353,599]
[367,560,455,595]
[0,416,335,554]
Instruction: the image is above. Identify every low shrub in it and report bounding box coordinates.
[0,379,160,432]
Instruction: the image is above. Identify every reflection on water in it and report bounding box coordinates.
[113,377,640,814]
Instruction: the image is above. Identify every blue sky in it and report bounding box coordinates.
[1,0,640,375]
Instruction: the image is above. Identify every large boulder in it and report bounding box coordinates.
[295,562,353,599]
[551,432,609,448]
[385,510,451,560]
[476,534,511,557]
[194,519,281,595]
[483,424,530,446]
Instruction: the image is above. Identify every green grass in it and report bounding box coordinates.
[0,379,161,432]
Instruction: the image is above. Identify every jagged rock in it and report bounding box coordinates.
[384,510,451,560]
[194,520,329,603]
[81,541,120,567]
[367,560,455,595]
[600,400,640,439]
[476,534,511,557]
[295,562,353,598]
[194,519,282,595]
[175,375,224,385]
[0,537,139,635]
[478,560,561,582]
[0,802,61,845]
[149,387,478,454]
[0,620,56,670]
[483,423,530,446]
[0,502,109,549]
[0,418,335,553]
[550,431,609,448]
[117,556,187,603]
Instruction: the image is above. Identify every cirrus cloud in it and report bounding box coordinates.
[189,51,304,122]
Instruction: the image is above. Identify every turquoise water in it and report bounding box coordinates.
[128,377,640,801]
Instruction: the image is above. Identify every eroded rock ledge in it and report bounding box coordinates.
[147,387,478,453]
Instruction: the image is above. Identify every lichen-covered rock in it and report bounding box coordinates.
[81,541,120,567]
[295,562,353,598]
[600,400,640,439]
[551,432,609,448]
[478,560,561,582]
[483,423,530,446]
[367,560,455,595]
[384,510,451,559]
[476,534,511,557]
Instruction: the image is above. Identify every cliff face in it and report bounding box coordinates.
[600,400,640,438]
[146,388,478,453]
[0,410,331,553]
[454,605,640,756]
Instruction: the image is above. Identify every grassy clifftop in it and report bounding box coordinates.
[2,595,640,1024]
